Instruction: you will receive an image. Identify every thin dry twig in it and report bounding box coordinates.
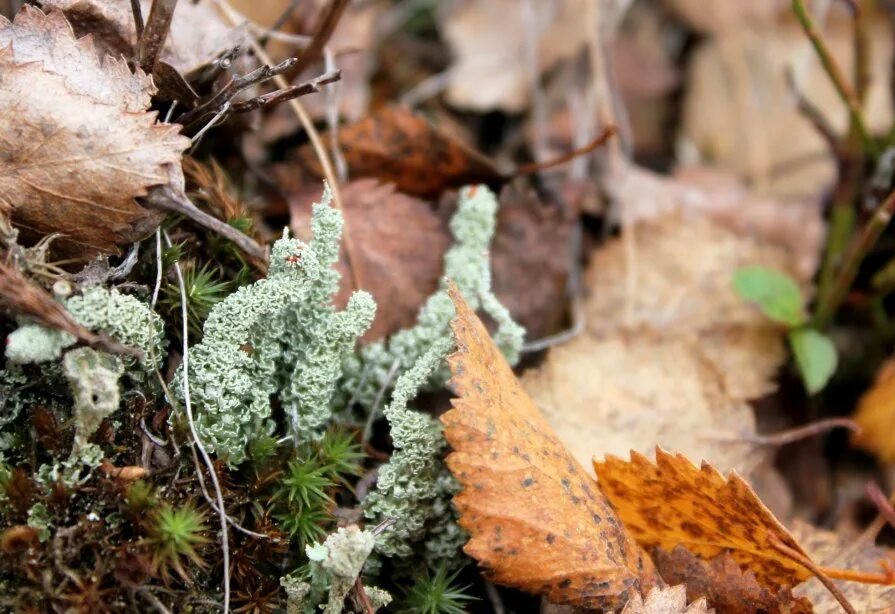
[164,230,231,613]
[283,0,349,80]
[867,482,895,530]
[213,0,364,292]
[230,69,340,114]
[769,535,857,614]
[139,0,178,74]
[710,417,860,447]
[130,0,145,38]
[142,185,266,262]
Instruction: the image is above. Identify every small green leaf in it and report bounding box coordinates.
[789,328,837,395]
[733,266,805,327]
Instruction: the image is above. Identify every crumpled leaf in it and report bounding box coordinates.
[39,0,246,75]
[594,448,813,591]
[0,7,189,259]
[291,106,501,199]
[443,286,658,610]
[653,545,813,613]
[620,585,711,614]
[791,521,895,613]
[852,357,895,463]
[523,215,798,478]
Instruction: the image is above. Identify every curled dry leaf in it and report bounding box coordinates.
[39,0,246,76]
[594,449,813,592]
[523,215,798,480]
[791,521,895,613]
[851,356,895,463]
[621,585,710,614]
[653,545,812,613]
[443,285,658,610]
[291,106,501,199]
[0,7,189,259]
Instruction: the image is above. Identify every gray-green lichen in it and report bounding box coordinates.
[283,525,388,614]
[176,185,375,464]
[27,501,50,542]
[340,184,524,408]
[5,287,166,371]
[63,347,123,452]
[363,336,465,564]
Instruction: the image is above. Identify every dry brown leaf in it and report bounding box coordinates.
[441,0,589,112]
[0,7,189,259]
[289,179,449,342]
[443,285,659,610]
[523,331,763,479]
[664,0,785,33]
[653,545,813,613]
[594,449,813,592]
[680,12,893,199]
[523,215,798,479]
[292,106,501,199]
[792,521,895,613]
[851,357,895,464]
[39,0,246,75]
[603,165,824,280]
[488,181,577,342]
[621,585,711,614]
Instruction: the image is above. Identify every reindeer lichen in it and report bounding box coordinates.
[176,186,375,464]
[363,336,465,564]
[63,347,123,452]
[5,287,165,370]
[340,184,524,408]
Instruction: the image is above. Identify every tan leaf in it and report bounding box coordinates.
[851,357,895,463]
[39,0,245,75]
[0,7,189,259]
[441,0,589,112]
[621,585,711,614]
[791,521,895,613]
[594,449,813,591]
[443,285,659,610]
[523,215,797,480]
[680,11,893,199]
[653,545,813,613]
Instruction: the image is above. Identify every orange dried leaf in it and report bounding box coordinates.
[852,357,895,463]
[594,449,813,592]
[443,285,658,610]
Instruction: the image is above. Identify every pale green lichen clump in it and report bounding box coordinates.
[5,286,166,370]
[363,336,465,563]
[282,525,390,614]
[341,184,524,408]
[177,186,375,464]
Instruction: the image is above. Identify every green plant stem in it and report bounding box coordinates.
[815,186,895,327]
[791,0,878,157]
